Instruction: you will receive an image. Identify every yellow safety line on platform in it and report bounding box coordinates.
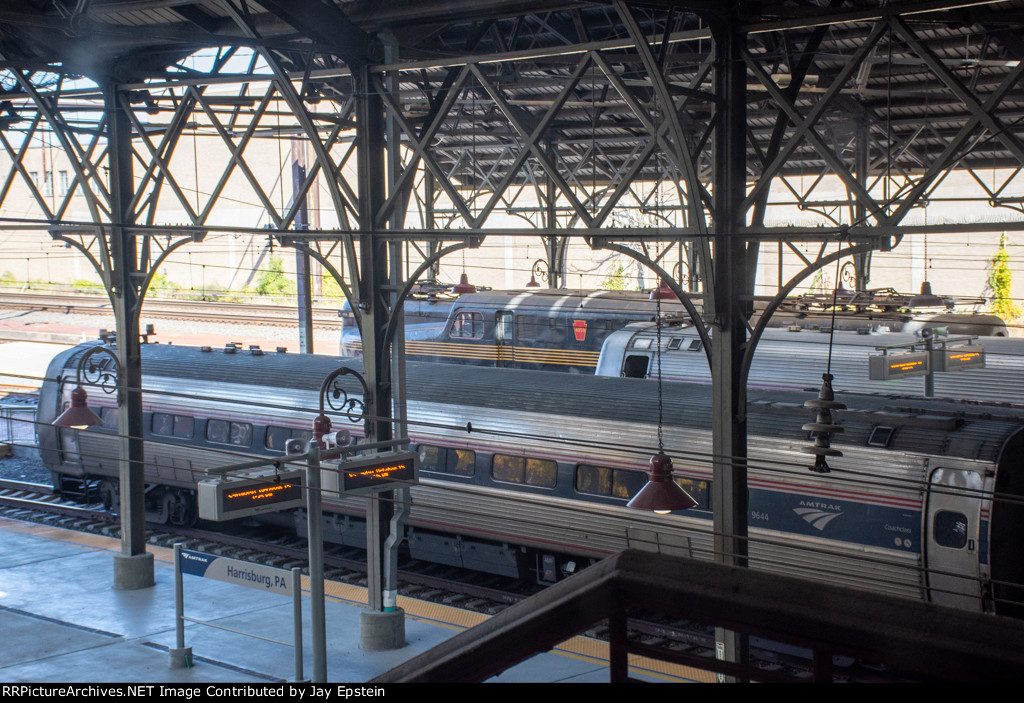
[0,516,705,682]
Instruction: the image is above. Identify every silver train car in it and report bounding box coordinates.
[36,341,1024,618]
[597,321,1024,403]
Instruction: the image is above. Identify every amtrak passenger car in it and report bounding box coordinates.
[597,321,1024,403]
[37,341,1024,617]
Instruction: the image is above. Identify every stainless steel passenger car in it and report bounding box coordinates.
[36,341,1024,617]
[597,321,1024,403]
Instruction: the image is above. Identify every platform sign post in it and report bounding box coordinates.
[172,543,305,681]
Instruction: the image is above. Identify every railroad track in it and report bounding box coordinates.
[0,291,344,329]
[0,478,916,681]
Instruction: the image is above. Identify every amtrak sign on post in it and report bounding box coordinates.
[322,451,418,496]
[177,548,294,596]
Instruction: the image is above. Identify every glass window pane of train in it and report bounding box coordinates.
[206,419,230,444]
[868,426,895,448]
[613,469,646,499]
[516,316,543,342]
[492,454,525,483]
[575,464,612,495]
[525,457,557,487]
[100,406,119,431]
[417,445,443,472]
[152,412,174,437]
[623,355,650,379]
[291,428,312,445]
[447,448,476,476]
[675,478,711,511]
[266,426,290,452]
[173,415,194,438]
[934,510,969,549]
[450,312,484,339]
[229,422,253,446]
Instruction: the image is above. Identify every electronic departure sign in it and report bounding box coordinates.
[932,344,986,372]
[197,469,305,521]
[868,350,930,381]
[323,451,418,496]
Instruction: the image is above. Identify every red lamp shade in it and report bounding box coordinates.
[649,279,677,301]
[525,275,540,288]
[312,414,332,448]
[627,452,697,513]
[53,386,104,429]
[452,273,477,294]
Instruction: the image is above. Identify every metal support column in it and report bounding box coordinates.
[106,83,153,590]
[292,140,314,353]
[710,19,750,678]
[356,60,404,648]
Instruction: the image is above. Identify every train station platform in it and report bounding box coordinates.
[0,517,697,685]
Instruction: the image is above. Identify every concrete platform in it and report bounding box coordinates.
[0,517,699,684]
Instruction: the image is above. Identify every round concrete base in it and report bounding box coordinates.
[113,552,155,590]
[169,647,193,669]
[360,608,406,651]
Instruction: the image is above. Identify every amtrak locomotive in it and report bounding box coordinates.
[36,340,1024,618]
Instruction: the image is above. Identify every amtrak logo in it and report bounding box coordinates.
[794,505,842,531]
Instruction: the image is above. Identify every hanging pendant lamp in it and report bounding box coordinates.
[628,285,696,513]
[452,272,477,294]
[53,386,104,429]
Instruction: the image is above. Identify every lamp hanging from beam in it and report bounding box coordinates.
[628,284,697,513]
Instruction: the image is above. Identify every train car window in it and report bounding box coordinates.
[632,338,653,350]
[934,510,969,549]
[612,469,646,498]
[517,315,560,343]
[688,339,703,352]
[575,464,612,495]
[623,355,650,378]
[491,454,557,487]
[265,426,290,451]
[675,477,712,511]
[265,426,313,452]
[173,415,195,438]
[206,419,252,446]
[575,464,646,499]
[868,425,896,448]
[450,311,485,339]
[206,419,229,444]
[153,412,174,436]
[99,406,119,432]
[492,454,524,483]
[446,448,476,476]
[668,338,682,350]
[229,422,253,447]
[417,445,443,471]
[525,457,557,487]
[154,413,194,438]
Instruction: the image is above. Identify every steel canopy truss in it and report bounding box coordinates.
[3,4,1024,291]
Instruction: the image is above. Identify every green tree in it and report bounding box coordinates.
[254,257,296,297]
[989,234,1021,321]
[602,262,629,291]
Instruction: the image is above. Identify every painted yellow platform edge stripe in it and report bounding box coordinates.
[0,517,708,682]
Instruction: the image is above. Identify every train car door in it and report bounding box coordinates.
[495,310,514,367]
[924,467,984,610]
